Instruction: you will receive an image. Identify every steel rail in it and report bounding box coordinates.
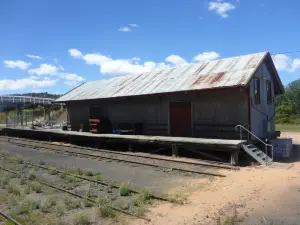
[0,210,23,225]
[0,166,151,222]
[6,140,226,177]
[0,136,237,170]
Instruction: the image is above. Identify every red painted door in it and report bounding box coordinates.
[169,102,192,137]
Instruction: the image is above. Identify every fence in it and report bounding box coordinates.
[0,108,67,129]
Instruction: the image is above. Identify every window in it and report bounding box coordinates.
[254,78,260,104]
[266,80,272,104]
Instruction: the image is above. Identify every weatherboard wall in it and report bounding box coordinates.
[66,88,248,139]
[249,62,276,138]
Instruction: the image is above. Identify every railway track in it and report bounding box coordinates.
[0,210,22,225]
[0,165,151,222]
[0,136,237,170]
[0,137,232,177]
[1,155,175,203]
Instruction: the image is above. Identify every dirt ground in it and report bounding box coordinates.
[131,132,300,225]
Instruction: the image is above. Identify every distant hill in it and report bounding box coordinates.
[9,92,61,99]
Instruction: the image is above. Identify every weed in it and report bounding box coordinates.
[54,205,65,218]
[30,181,43,193]
[28,169,36,180]
[134,206,147,217]
[0,174,10,187]
[14,199,40,214]
[39,160,46,165]
[73,213,91,225]
[66,175,76,183]
[49,167,59,175]
[63,196,81,210]
[82,199,93,208]
[24,185,31,194]
[116,199,129,210]
[40,200,54,213]
[216,209,244,225]
[20,175,27,185]
[75,168,83,176]
[7,183,21,196]
[15,157,24,164]
[98,204,116,218]
[95,174,103,181]
[84,168,93,176]
[59,172,66,179]
[7,196,19,209]
[119,182,129,196]
[133,190,152,207]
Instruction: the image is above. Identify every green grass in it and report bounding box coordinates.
[276,124,300,132]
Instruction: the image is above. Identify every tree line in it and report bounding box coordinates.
[276,79,300,124]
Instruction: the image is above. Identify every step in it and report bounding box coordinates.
[242,144,272,165]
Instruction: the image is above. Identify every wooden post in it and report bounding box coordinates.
[5,108,8,127]
[172,144,178,157]
[128,143,133,152]
[230,150,239,166]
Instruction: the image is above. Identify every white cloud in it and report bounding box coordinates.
[208,0,236,18]
[26,54,43,60]
[0,78,57,91]
[60,73,84,86]
[70,49,170,76]
[83,54,111,65]
[193,51,220,61]
[28,64,59,76]
[291,59,300,72]
[272,54,300,72]
[129,24,138,27]
[4,60,32,70]
[118,26,132,32]
[165,55,187,65]
[69,49,83,58]
[272,54,290,72]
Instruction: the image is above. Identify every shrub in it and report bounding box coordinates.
[84,169,93,177]
[15,157,24,164]
[0,174,10,187]
[119,183,129,196]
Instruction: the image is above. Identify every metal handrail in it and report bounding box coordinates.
[235,125,273,165]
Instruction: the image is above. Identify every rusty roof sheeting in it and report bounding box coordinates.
[56,52,268,102]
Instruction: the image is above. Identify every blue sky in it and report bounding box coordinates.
[0,0,300,94]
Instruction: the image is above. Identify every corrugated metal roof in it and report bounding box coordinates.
[56,52,268,102]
